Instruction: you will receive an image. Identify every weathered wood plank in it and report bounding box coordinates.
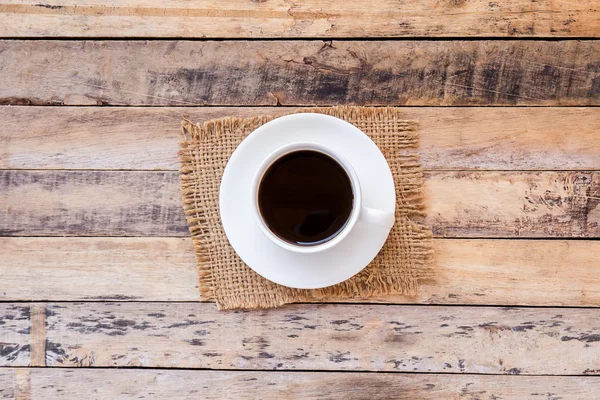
[2,170,599,237]
[0,369,15,399]
[2,237,600,307]
[44,302,600,374]
[1,0,598,38]
[426,171,600,237]
[0,237,199,301]
[1,41,599,106]
[3,106,600,171]
[0,369,586,399]
[0,170,187,236]
[0,304,31,367]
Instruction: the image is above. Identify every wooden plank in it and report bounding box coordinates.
[2,170,599,237]
[44,302,600,374]
[0,369,15,399]
[1,40,599,106]
[0,369,587,400]
[29,304,46,367]
[13,369,30,400]
[0,304,31,367]
[2,237,600,307]
[0,170,187,237]
[0,237,200,301]
[426,171,600,237]
[1,0,598,38]
[3,106,600,171]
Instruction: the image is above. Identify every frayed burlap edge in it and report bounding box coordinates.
[179,106,434,310]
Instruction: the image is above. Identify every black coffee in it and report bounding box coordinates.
[258,150,354,246]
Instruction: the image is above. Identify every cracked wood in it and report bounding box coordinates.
[1,40,600,106]
[0,0,598,38]
[42,302,600,375]
[1,170,598,237]
[1,106,599,171]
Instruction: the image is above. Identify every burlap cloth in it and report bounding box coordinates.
[179,106,433,310]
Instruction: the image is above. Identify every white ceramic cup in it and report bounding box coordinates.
[251,142,395,254]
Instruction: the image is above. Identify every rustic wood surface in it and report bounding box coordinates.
[2,369,599,400]
[1,1,599,397]
[2,40,600,106]
[2,170,599,237]
[2,106,600,171]
[0,304,30,367]
[2,237,600,307]
[1,0,598,38]
[37,302,600,375]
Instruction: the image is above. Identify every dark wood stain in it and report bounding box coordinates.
[186,339,205,346]
[561,334,600,343]
[35,4,64,9]
[2,41,600,106]
[328,351,354,363]
[507,368,522,375]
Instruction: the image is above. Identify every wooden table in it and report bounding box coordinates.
[1,2,600,399]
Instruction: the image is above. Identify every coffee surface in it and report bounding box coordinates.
[258,150,354,246]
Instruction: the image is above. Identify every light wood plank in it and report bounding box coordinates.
[0,369,586,399]
[0,0,598,38]
[0,170,187,236]
[1,41,600,106]
[0,304,31,367]
[0,369,15,399]
[13,368,31,400]
[2,238,600,307]
[2,170,599,237]
[28,304,45,367]
[3,106,600,171]
[0,237,200,301]
[44,302,600,374]
[426,171,600,237]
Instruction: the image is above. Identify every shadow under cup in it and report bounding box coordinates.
[257,149,355,247]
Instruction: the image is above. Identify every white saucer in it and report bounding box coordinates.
[219,113,396,289]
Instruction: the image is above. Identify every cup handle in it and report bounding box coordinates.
[359,207,395,229]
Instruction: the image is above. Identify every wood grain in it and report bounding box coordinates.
[3,106,600,171]
[29,304,46,367]
[0,304,31,367]
[13,367,31,400]
[1,40,600,106]
[44,302,600,374]
[0,237,199,301]
[0,369,593,400]
[2,237,600,307]
[426,171,600,237]
[0,170,187,237]
[1,0,598,38]
[2,170,599,237]
[0,369,15,399]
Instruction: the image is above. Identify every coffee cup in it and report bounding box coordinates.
[251,141,395,254]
